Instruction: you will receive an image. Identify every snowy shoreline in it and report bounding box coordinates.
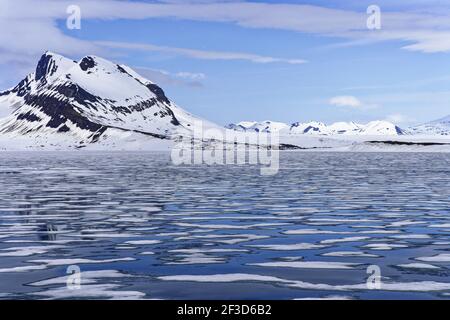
[1,136,449,152]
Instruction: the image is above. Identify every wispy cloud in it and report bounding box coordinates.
[329,95,378,110]
[175,72,206,81]
[329,96,363,108]
[2,0,450,70]
[70,1,450,53]
[133,67,206,88]
[96,41,307,64]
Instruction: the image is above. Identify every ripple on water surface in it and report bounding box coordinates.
[0,152,449,299]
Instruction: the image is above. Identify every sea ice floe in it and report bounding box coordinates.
[283,229,348,235]
[124,240,161,245]
[363,243,408,250]
[158,273,450,292]
[0,265,48,273]
[390,234,430,239]
[350,225,385,229]
[174,222,289,230]
[378,213,404,218]
[30,270,133,287]
[320,236,369,244]
[0,224,38,231]
[321,251,379,258]
[248,243,326,250]
[428,223,450,228]
[249,261,361,269]
[0,245,63,257]
[397,263,440,270]
[4,239,92,244]
[109,217,148,223]
[416,253,450,262]
[289,281,450,292]
[158,273,289,283]
[169,248,248,253]
[179,215,303,221]
[127,227,159,231]
[0,230,65,236]
[279,256,303,261]
[387,220,425,227]
[66,233,138,238]
[307,218,380,223]
[28,257,135,266]
[358,230,400,234]
[156,232,189,237]
[32,284,146,300]
[175,234,269,244]
[78,228,117,233]
[166,253,225,265]
[294,295,353,300]
[139,207,162,212]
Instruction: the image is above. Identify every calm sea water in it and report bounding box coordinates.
[0,152,449,300]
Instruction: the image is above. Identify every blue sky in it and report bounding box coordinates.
[1,0,450,126]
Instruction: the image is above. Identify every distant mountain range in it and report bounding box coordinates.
[226,118,450,136]
[0,52,448,151]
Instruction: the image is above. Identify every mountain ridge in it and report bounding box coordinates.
[226,120,406,136]
[0,52,448,151]
[408,115,450,136]
[0,51,205,145]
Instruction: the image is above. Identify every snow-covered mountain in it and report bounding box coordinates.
[0,51,206,146]
[227,120,405,136]
[225,121,289,133]
[290,121,330,135]
[408,115,450,136]
[327,121,363,135]
[361,121,405,135]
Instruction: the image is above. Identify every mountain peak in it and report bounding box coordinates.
[364,120,404,135]
[35,51,76,82]
[43,50,62,57]
[227,120,289,133]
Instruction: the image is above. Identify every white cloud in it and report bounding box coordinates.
[95,41,306,64]
[329,95,379,111]
[133,67,205,88]
[175,72,206,81]
[329,96,363,108]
